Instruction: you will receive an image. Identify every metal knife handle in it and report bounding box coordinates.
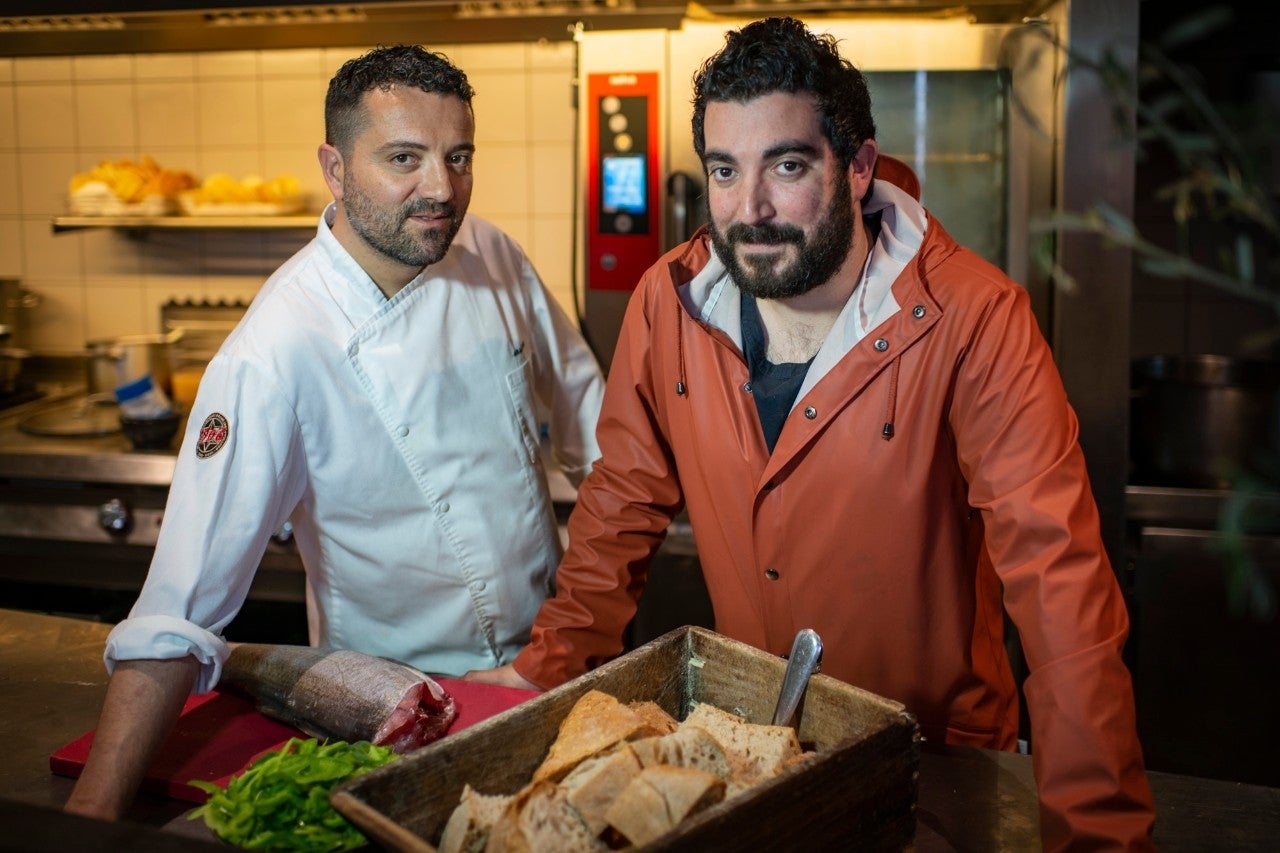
[772,628,823,727]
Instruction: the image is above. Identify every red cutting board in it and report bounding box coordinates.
[50,677,540,803]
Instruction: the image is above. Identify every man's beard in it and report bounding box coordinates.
[709,170,855,300]
[343,180,464,269]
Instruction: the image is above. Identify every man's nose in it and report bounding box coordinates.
[739,175,775,223]
[416,161,454,201]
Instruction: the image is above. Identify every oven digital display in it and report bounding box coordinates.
[601,154,647,215]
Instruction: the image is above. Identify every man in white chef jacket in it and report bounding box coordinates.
[64,44,604,821]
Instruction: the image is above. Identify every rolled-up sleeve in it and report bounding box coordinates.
[104,615,228,693]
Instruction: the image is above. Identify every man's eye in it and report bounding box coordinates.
[708,166,734,182]
[391,153,416,166]
[777,160,804,176]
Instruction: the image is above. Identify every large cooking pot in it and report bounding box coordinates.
[0,346,30,394]
[0,279,40,350]
[85,328,184,396]
[1130,354,1280,489]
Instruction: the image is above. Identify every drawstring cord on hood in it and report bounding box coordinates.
[675,300,687,396]
[881,355,900,439]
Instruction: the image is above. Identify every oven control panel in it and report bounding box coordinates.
[584,71,662,292]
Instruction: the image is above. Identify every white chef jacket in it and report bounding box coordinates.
[104,206,604,692]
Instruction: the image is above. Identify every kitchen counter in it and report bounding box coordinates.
[2,607,1277,850]
[0,384,178,484]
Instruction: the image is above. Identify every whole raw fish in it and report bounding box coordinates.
[220,643,458,753]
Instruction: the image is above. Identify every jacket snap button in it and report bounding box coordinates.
[874,338,889,352]
[913,305,926,318]
[742,382,752,393]
[765,568,779,580]
[804,406,817,419]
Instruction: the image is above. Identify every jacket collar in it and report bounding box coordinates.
[316,202,399,328]
[677,178,930,361]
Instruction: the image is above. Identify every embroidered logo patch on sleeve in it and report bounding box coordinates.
[195,412,230,459]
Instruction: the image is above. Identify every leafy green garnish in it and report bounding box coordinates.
[188,736,399,851]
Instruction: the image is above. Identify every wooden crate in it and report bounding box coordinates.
[331,626,920,851]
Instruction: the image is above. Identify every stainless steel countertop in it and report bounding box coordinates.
[0,384,178,485]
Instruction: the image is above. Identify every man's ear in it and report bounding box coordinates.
[318,143,344,201]
[850,139,878,200]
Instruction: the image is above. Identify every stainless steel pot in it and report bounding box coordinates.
[0,346,30,394]
[0,279,39,350]
[1130,354,1280,489]
[85,328,184,396]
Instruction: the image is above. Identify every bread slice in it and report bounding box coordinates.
[437,784,513,853]
[680,702,802,796]
[627,726,732,780]
[626,699,678,735]
[560,744,644,837]
[602,764,726,847]
[483,779,603,853]
[533,690,670,783]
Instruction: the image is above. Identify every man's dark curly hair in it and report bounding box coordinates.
[691,17,875,168]
[325,44,475,155]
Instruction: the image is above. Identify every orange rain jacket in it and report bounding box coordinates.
[515,170,1156,850]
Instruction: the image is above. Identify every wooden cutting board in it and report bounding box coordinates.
[50,677,540,803]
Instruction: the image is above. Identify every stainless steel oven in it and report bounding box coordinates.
[1124,485,1280,788]
[0,384,308,637]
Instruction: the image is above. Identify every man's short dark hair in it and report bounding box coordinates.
[325,44,475,155]
[691,17,875,168]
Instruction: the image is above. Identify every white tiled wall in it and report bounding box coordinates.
[0,41,579,351]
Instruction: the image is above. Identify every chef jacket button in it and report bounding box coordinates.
[438,501,450,513]
[397,425,409,437]
[874,338,889,352]
[913,305,926,318]
[764,568,780,580]
[474,580,487,591]
[803,406,817,419]
[742,382,752,393]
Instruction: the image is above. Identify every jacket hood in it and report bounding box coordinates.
[874,153,921,201]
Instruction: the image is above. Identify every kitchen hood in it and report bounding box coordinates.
[1,1,1053,56]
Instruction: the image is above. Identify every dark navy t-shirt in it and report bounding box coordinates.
[741,294,813,453]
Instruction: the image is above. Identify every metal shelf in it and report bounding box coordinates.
[51,214,316,234]
[1126,484,1280,533]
